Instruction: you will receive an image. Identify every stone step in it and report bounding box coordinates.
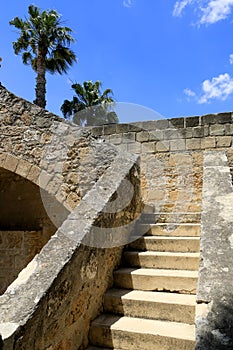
[89,314,195,350]
[123,251,200,270]
[129,236,200,253]
[86,347,114,350]
[139,212,201,224]
[86,347,113,350]
[137,223,200,237]
[114,268,198,294]
[104,289,196,324]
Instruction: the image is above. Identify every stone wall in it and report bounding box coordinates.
[90,112,233,154]
[0,167,58,231]
[0,152,141,350]
[90,116,218,216]
[1,84,233,349]
[0,166,59,294]
[0,86,143,349]
[0,85,118,211]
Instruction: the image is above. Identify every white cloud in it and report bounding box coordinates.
[184,88,196,97]
[173,0,233,24]
[198,73,233,103]
[184,73,233,104]
[173,0,194,17]
[200,0,233,24]
[229,54,233,64]
[123,0,133,8]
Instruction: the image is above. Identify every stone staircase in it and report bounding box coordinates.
[87,211,200,350]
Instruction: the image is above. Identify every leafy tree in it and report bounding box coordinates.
[10,5,77,108]
[61,80,119,126]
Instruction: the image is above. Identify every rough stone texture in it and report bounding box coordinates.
[0,86,142,349]
[2,85,233,349]
[196,151,233,350]
[0,167,59,232]
[0,152,142,350]
[0,167,59,294]
[90,112,233,157]
[0,230,47,295]
[0,85,118,212]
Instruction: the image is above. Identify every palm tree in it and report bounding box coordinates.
[61,80,118,126]
[10,5,77,108]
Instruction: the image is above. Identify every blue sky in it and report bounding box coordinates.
[2,0,233,122]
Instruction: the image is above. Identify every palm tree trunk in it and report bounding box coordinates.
[34,52,46,108]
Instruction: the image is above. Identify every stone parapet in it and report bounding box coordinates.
[90,112,233,153]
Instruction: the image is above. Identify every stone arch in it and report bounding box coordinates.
[0,152,67,207]
[0,153,70,294]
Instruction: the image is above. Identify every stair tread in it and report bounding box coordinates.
[87,348,113,350]
[105,288,196,305]
[141,236,200,240]
[146,212,201,215]
[130,236,200,241]
[115,267,198,278]
[92,314,195,341]
[124,251,200,258]
[142,223,200,226]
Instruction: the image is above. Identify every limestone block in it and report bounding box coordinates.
[186,138,201,150]
[122,132,136,143]
[170,139,186,151]
[216,136,232,148]
[186,116,200,127]
[27,165,41,184]
[115,123,129,133]
[225,123,233,135]
[193,127,205,138]
[156,141,169,152]
[209,124,225,136]
[38,170,53,189]
[4,154,19,172]
[109,134,122,145]
[136,131,149,142]
[142,142,156,153]
[201,137,216,149]
[169,117,184,128]
[164,129,183,140]
[16,159,32,178]
[128,142,142,154]
[148,130,164,141]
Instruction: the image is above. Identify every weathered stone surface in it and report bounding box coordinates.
[186,138,201,150]
[186,116,200,127]
[216,136,232,148]
[0,147,142,350]
[201,112,232,125]
[142,142,155,153]
[169,117,184,128]
[2,83,233,349]
[201,137,216,149]
[210,124,225,136]
[128,142,142,154]
[196,151,233,349]
[193,127,205,138]
[136,131,149,142]
[170,139,185,151]
[156,141,169,152]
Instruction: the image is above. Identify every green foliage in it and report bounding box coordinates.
[61,80,119,126]
[9,4,77,108]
